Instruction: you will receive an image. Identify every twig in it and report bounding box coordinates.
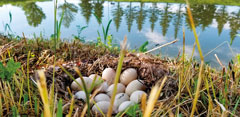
[144,40,178,54]
[214,54,225,68]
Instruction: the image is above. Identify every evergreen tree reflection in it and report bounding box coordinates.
[93,0,104,24]
[215,6,228,36]
[160,3,172,36]
[229,10,240,45]
[136,2,147,31]
[125,2,137,32]
[149,3,159,32]
[112,2,124,32]
[79,0,93,24]
[58,0,78,28]
[186,4,216,31]
[22,2,46,27]
[173,4,183,39]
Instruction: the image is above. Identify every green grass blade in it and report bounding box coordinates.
[107,36,127,116]
[105,19,112,39]
[231,97,240,117]
[94,13,102,24]
[34,96,39,116]
[56,99,63,117]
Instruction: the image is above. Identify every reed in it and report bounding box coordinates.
[36,70,51,117]
[107,36,127,116]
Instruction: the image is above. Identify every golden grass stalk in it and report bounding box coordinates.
[66,96,74,117]
[177,28,186,115]
[18,67,25,106]
[0,94,2,116]
[185,0,205,116]
[143,76,168,117]
[74,67,91,116]
[36,70,51,117]
[203,67,213,116]
[185,1,203,61]
[0,82,9,113]
[190,62,204,117]
[107,36,127,117]
[81,88,104,117]
[7,82,16,107]
[27,51,33,109]
[141,93,147,114]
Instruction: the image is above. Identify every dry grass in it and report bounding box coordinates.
[0,28,240,117]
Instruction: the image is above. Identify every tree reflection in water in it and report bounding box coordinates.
[58,0,78,28]
[21,2,46,27]
[93,0,104,24]
[136,2,147,31]
[112,2,124,32]
[229,10,240,45]
[149,3,159,32]
[173,4,183,39]
[79,0,93,24]
[215,6,228,36]
[125,2,137,32]
[160,3,172,36]
[6,1,239,42]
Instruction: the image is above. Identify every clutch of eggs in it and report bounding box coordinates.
[71,67,147,114]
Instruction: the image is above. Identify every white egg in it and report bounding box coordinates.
[75,91,87,101]
[118,101,135,112]
[102,68,116,84]
[120,68,138,85]
[130,90,147,103]
[125,80,146,96]
[89,74,104,90]
[94,93,110,102]
[89,74,102,83]
[107,83,125,96]
[71,77,93,91]
[114,93,129,109]
[71,78,82,90]
[97,81,109,93]
[92,101,110,114]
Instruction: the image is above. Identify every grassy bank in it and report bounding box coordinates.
[0,33,240,116]
[0,0,240,116]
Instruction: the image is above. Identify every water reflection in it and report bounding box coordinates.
[0,0,239,42]
[58,0,78,28]
[93,0,104,24]
[112,2,124,32]
[125,2,137,32]
[149,3,159,32]
[79,0,93,24]
[136,3,147,31]
[173,4,183,38]
[21,2,46,27]
[229,10,240,44]
[160,3,172,36]
[215,6,228,36]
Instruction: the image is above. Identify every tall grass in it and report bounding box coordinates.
[185,0,205,116]
[143,76,168,117]
[107,36,127,116]
[36,70,51,117]
[1,0,240,116]
[94,14,113,45]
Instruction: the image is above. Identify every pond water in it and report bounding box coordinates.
[0,0,240,68]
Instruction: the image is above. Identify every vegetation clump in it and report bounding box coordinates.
[0,33,240,116]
